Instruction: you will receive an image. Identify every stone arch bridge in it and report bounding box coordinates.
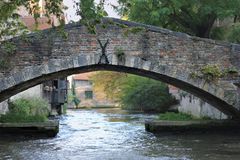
[0,18,240,119]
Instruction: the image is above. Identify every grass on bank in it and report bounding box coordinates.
[0,97,50,123]
[158,112,212,121]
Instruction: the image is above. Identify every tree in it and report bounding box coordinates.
[69,82,81,107]
[2,0,240,42]
[90,71,127,100]
[228,24,240,43]
[119,74,177,112]
[90,71,177,112]
[75,0,107,34]
[0,0,107,39]
[0,0,64,40]
[117,0,240,39]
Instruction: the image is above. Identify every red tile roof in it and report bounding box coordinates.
[20,16,53,30]
[73,72,94,81]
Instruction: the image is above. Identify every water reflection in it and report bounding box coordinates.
[0,108,240,160]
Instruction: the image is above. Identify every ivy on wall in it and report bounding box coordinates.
[190,64,239,82]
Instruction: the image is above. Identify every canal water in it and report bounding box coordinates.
[1,108,240,160]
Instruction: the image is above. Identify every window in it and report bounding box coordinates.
[85,91,93,99]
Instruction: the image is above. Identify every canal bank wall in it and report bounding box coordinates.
[0,120,59,137]
[0,100,8,115]
[177,93,228,119]
[145,120,240,133]
[169,88,228,119]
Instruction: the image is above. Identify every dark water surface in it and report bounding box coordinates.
[1,108,240,160]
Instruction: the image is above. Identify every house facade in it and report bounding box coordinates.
[72,72,117,108]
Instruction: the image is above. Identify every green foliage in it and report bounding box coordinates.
[223,67,239,78]
[200,64,223,81]
[90,71,127,100]
[0,114,48,123]
[75,0,108,34]
[20,31,32,43]
[114,47,125,63]
[0,97,50,123]
[73,97,81,107]
[227,23,240,43]
[63,103,68,114]
[190,64,230,82]
[189,72,199,79]
[0,59,10,69]
[124,27,146,36]
[210,26,228,40]
[0,0,64,39]
[190,64,239,82]
[91,71,177,112]
[117,0,240,38]
[69,82,81,107]
[115,22,128,28]
[2,41,16,54]
[211,23,240,43]
[158,112,195,121]
[2,0,240,42]
[158,112,212,121]
[0,41,16,70]
[224,67,239,74]
[120,75,177,112]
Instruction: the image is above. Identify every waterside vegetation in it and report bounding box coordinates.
[0,97,50,123]
[158,112,212,121]
[91,71,178,113]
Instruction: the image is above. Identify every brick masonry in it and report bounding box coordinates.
[0,18,239,119]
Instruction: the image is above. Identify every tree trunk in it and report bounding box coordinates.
[196,14,217,38]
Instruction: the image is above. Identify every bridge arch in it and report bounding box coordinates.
[0,18,239,119]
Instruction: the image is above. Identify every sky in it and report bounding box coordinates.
[63,0,120,23]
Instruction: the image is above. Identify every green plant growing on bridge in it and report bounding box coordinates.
[114,47,125,64]
[190,64,226,82]
[0,97,50,123]
[115,22,128,29]
[189,72,199,79]
[102,20,129,29]
[55,19,69,40]
[0,41,17,70]
[2,41,16,55]
[33,30,46,40]
[224,67,239,76]
[20,31,32,43]
[0,59,10,70]
[190,64,239,82]
[123,27,146,37]
[200,64,223,82]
